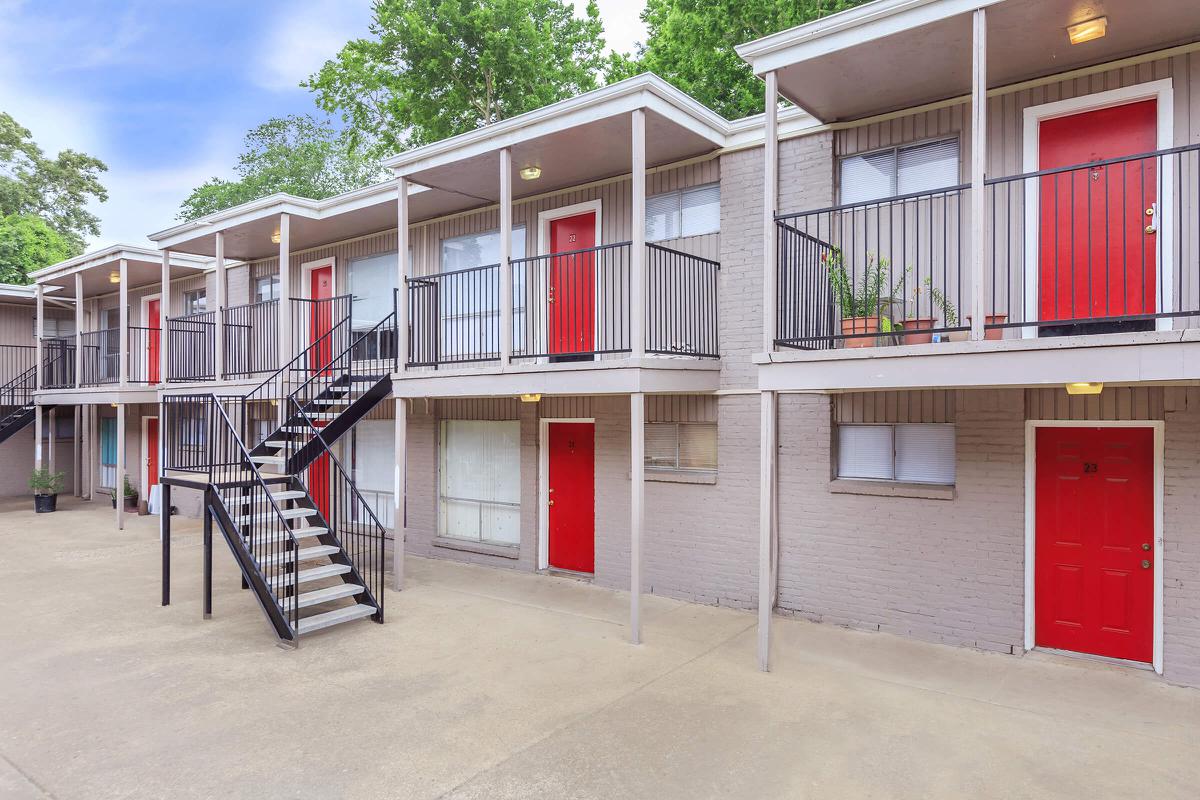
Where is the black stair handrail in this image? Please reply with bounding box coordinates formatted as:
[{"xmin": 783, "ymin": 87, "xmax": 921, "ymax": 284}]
[
  {"xmin": 0, "ymin": 363, "xmax": 36, "ymax": 413},
  {"xmin": 289, "ymin": 309, "xmax": 396, "ymax": 409}
]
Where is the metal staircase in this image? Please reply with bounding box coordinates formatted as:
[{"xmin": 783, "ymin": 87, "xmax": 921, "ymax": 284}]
[
  {"xmin": 0, "ymin": 364, "xmax": 37, "ymax": 445},
  {"xmin": 163, "ymin": 299, "xmax": 397, "ymax": 644}
]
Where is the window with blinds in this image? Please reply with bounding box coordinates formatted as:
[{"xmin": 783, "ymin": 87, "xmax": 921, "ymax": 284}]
[
  {"xmin": 839, "ymin": 138, "xmax": 959, "ymax": 205},
  {"xmin": 645, "ymin": 183, "xmax": 720, "ymax": 241},
  {"xmin": 645, "ymin": 422, "xmax": 717, "ymax": 473},
  {"xmin": 836, "ymin": 423, "xmax": 955, "ymax": 485},
  {"xmin": 438, "ymin": 420, "xmax": 521, "ymax": 545}
]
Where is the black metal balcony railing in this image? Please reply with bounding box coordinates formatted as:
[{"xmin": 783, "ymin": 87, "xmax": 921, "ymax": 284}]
[
  {"xmin": 41, "ymin": 337, "xmax": 76, "ymax": 389},
  {"xmin": 291, "ymin": 295, "xmax": 352, "ymax": 370},
  {"xmin": 0, "ymin": 344, "xmax": 36, "ymax": 393},
  {"xmin": 646, "ymin": 243, "xmax": 721, "ymax": 358},
  {"xmin": 776, "ymin": 143, "xmax": 1200, "ymax": 349},
  {"xmin": 79, "ymin": 329, "xmax": 119, "ymax": 387},
  {"xmin": 168, "ymin": 313, "xmax": 215, "ymax": 382},
  {"xmin": 407, "ymin": 263, "xmax": 501, "ymax": 367},
  {"xmin": 223, "ymin": 299, "xmax": 279, "ymax": 379}
]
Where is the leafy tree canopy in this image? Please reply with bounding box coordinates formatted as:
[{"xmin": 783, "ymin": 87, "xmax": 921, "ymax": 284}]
[
  {"xmin": 178, "ymin": 114, "xmax": 380, "ymax": 221},
  {"xmin": 305, "ymin": 0, "xmax": 607, "ymax": 158},
  {"xmin": 607, "ymin": 0, "xmax": 871, "ymax": 120},
  {"xmin": 0, "ymin": 112, "xmax": 108, "ymax": 272}
]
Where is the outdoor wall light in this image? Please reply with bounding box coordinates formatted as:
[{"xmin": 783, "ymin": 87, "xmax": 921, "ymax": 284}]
[
  {"xmin": 1065, "ymin": 382, "xmax": 1104, "ymax": 396},
  {"xmin": 1067, "ymin": 16, "xmax": 1107, "ymax": 45},
  {"xmin": 270, "ymin": 228, "xmax": 282, "ymax": 245},
  {"xmin": 519, "ymin": 166, "xmax": 542, "ymax": 181},
  {"xmin": 519, "ymin": 393, "xmax": 542, "ymax": 403},
  {"xmin": 108, "ymin": 270, "xmax": 121, "ymax": 284}
]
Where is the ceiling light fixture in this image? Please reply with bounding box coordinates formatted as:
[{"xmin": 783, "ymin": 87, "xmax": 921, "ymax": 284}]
[
  {"xmin": 519, "ymin": 393, "xmax": 542, "ymax": 403},
  {"xmin": 1067, "ymin": 16, "xmax": 1107, "ymax": 45},
  {"xmin": 108, "ymin": 270, "xmax": 120, "ymax": 284},
  {"xmin": 270, "ymin": 228, "xmax": 282, "ymax": 245},
  {"xmin": 519, "ymin": 166, "xmax": 542, "ymax": 181},
  {"xmin": 1065, "ymin": 382, "xmax": 1104, "ymax": 396}
]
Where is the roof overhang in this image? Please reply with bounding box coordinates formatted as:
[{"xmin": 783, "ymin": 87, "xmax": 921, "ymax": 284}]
[
  {"xmin": 384, "ymin": 74, "xmax": 731, "ymax": 204},
  {"xmin": 31, "ymin": 245, "xmax": 210, "ymax": 296},
  {"xmin": 0, "ymin": 283, "xmax": 60, "ymax": 305},
  {"xmin": 737, "ymin": 0, "xmax": 1200, "ymax": 123}
]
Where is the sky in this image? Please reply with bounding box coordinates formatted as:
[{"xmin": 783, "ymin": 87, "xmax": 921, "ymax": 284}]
[{"xmin": 0, "ymin": 0, "xmax": 647, "ymax": 250}]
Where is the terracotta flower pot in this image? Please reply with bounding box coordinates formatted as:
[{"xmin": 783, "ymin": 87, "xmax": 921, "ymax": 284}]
[
  {"xmin": 901, "ymin": 317, "xmax": 937, "ymax": 345},
  {"xmin": 841, "ymin": 316, "xmax": 880, "ymax": 348},
  {"xmin": 966, "ymin": 314, "xmax": 1007, "ymax": 341}
]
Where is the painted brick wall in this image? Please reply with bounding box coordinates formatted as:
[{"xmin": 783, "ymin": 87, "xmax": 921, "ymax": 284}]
[
  {"xmin": 776, "ymin": 389, "xmax": 1027, "ymax": 654},
  {"xmin": 1162, "ymin": 392, "xmax": 1200, "ymax": 688}
]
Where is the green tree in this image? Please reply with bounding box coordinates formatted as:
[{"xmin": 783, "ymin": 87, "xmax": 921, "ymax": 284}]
[
  {"xmin": 0, "ymin": 112, "xmax": 108, "ymax": 266},
  {"xmin": 607, "ymin": 0, "xmax": 871, "ymax": 120},
  {"xmin": 0, "ymin": 214, "xmax": 73, "ymax": 284},
  {"xmin": 178, "ymin": 115, "xmax": 380, "ymax": 220},
  {"xmin": 305, "ymin": 0, "xmax": 607, "ymax": 158}
]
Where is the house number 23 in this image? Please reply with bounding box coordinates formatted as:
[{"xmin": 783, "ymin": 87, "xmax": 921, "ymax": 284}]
[{"xmin": 1083, "ymin": 462, "xmax": 1098, "ymax": 473}]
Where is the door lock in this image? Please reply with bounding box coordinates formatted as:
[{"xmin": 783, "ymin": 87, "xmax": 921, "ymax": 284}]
[
  {"xmin": 548, "ymin": 499, "xmax": 555, "ymax": 506},
  {"xmin": 1142, "ymin": 543, "xmax": 1151, "ymax": 551},
  {"xmin": 1141, "ymin": 559, "xmax": 1151, "ymax": 569},
  {"xmin": 1145, "ymin": 203, "xmax": 1159, "ymax": 235}
]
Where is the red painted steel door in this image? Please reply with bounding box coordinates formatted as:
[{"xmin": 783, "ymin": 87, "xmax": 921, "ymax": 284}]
[
  {"xmin": 309, "ymin": 265, "xmax": 335, "ymax": 372},
  {"xmin": 1038, "ymin": 100, "xmax": 1158, "ymax": 325},
  {"xmin": 548, "ymin": 213, "xmax": 595, "ymax": 356},
  {"xmin": 147, "ymin": 298, "xmax": 161, "ymax": 383},
  {"xmin": 1035, "ymin": 426, "xmax": 1154, "ymax": 662},
  {"xmin": 547, "ymin": 422, "xmax": 595, "ymax": 573},
  {"xmin": 146, "ymin": 418, "xmax": 159, "ymax": 489}
]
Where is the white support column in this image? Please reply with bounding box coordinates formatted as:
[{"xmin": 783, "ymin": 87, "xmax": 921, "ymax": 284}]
[
  {"xmin": 630, "ymin": 391, "xmax": 645, "ymax": 644},
  {"xmin": 763, "ymin": 71, "xmax": 780, "ymax": 354},
  {"xmin": 396, "ymin": 179, "xmax": 410, "ymax": 373},
  {"xmin": 33, "ymin": 405, "xmax": 42, "ymax": 470},
  {"xmin": 116, "ymin": 403, "xmax": 125, "ymax": 530},
  {"xmin": 160, "ymin": 250, "xmax": 171, "ymax": 384},
  {"xmin": 499, "ymin": 149, "xmax": 513, "ymax": 367},
  {"xmin": 118, "ymin": 258, "xmax": 129, "ymax": 386},
  {"xmin": 969, "ymin": 8, "xmax": 988, "ymax": 341},
  {"xmin": 277, "ymin": 214, "xmax": 292, "ymax": 369},
  {"xmin": 630, "ymin": 110, "xmax": 647, "ymax": 358},
  {"xmin": 393, "ymin": 399, "xmax": 407, "ymax": 591},
  {"xmin": 74, "ymin": 273, "xmax": 83, "ymax": 387},
  {"xmin": 757, "ymin": 390, "xmax": 778, "ymax": 672},
  {"xmin": 48, "ymin": 407, "xmax": 56, "ymax": 476},
  {"xmin": 34, "ymin": 283, "xmax": 43, "ymax": 391},
  {"xmin": 73, "ymin": 406, "xmax": 81, "ymax": 497},
  {"xmin": 214, "ymin": 232, "xmax": 226, "ymax": 380},
  {"xmin": 87, "ymin": 405, "xmax": 97, "ymax": 500}
]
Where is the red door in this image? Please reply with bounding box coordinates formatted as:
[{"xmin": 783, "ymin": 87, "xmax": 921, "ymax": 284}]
[
  {"xmin": 548, "ymin": 213, "xmax": 595, "ymax": 357},
  {"xmin": 309, "ymin": 265, "xmax": 335, "ymax": 372},
  {"xmin": 1038, "ymin": 100, "xmax": 1158, "ymax": 327},
  {"xmin": 1035, "ymin": 426, "xmax": 1154, "ymax": 662},
  {"xmin": 146, "ymin": 418, "xmax": 159, "ymax": 489},
  {"xmin": 547, "ymin": 422, "xmax": 595, "ymax": 573},
  {"xmin": 147, "ymin": 299, "xmax": 161, "ymax": 383}
]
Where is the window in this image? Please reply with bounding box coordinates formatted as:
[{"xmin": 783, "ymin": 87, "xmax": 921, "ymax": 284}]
[
  {"xmin": 99, "ymin": 417, "xmax": 117, "ymax": 489},
  {"xmin": 440, "ymin": 227, "xmax": 525, "ymax": 273},
  {"xmin": 836, "ymin": 423, "xmax": 955, "ymax": 485},
  {"xmin": 645, "ymin": 422, "xmax": 717, "ymax": 473},
  {"xmin": 349, "ymin": 251, "xmax": 407, "ymax": 362},
  {"xmin": 351, "ymin": 420, "xmax": 396, "ymax": 529},
  {"xmin": 438, "ymin": 420, "xmax": 520, "ymax": 546},
  {"xmin": 646, "ymin": 183, "xmax": 720, "ymax": 241},
  {"xmin": 253, "ymin": 274, "xmax": 279, "ymax": 303},
  {"xmin": 39, "ymin": 315, "xmax": 76, "ymax": 338},
  {"xmin": 839, "ymin": 138, "xmax": 959, "ymax": 204},
  {"xmin": 437, "ymin": 227, "xmax": 526, "ymax": 360},
  {"xmin": 182, "ymin": 289, "xmax": 207, "ymax": 315}
]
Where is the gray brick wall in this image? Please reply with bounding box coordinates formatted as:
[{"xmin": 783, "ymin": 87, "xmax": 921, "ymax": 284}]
[{"xmin": 1163, "ymin": 395, "xmax": 1200, "ymax": 688}]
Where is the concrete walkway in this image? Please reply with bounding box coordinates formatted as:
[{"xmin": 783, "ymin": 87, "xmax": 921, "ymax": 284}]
[{"xmin": 1, "ymin": 497, "xmax": 1197, "ymax": 799}]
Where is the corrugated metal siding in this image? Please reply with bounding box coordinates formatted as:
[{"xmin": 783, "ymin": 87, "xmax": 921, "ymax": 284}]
[
  {"xmin": 0, "ymin": 303, "xmax": 37, "ymax": 346},
  {"xmin": 438, "ymin": 398, "xmax": 520, "ymax": 420},
  {"xmin": 646, "ymin": 394, "xmax": 718, "ymax": 423},
  {"xmin": 538, "ymin": 396, "xmax": 594, "ymax": 418},
  {"xmin": 833, "ymin": 390, "xmax": 957, "ymax": 423},
  {"xmin": 1024, "ymin": 386, "xmax": 1167, "ymax": 420}
]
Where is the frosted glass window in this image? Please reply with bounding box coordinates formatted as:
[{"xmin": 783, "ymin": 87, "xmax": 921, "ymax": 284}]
[
  {"xmin": 352, "ymin": 420, "xmax": 396, "ymax": 529},
  {"xmin": 837, "ymin": 423, "xmax": 956, "ymax": 485},
  {"xmin": 646, "ymin": 183, "xmax": 720, "ymax": 241},
  {"xmin": 438, "ymin": 420, "xmax": 521, "ymax": 545},
  {"xmin": 840, "ymin": 138, "xmax": 959, "ymax": 204},
  {"xmin": 349, "ymin": 252, "xmax": 399, "ymax": 328}
]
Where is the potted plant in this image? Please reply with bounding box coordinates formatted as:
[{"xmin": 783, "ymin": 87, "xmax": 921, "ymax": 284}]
[
  {"xmin": 825, "ymin": 250, "xmax": 903, "ymax": 348},
  {"xmin": 30, "ymin": 467, "xmax": 65, "ymax": 513},
  {"xmin": 902, "ymin": 277, "xmax": 958, "ymax": 345},
  {"xmin": 109, "ymin": 476, "xmax": 138, "ymax": 511},
  {"xmin": 964, "ymin": 313, "xmax": 1008, "ymax": 341}
]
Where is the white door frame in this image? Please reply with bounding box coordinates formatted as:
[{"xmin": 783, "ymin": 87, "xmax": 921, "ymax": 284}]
[
  {"xmin": 1023, "ymin": 419, "xmax": 1164, "ymax": 674},
  {"xmin": 537, "ymin": 417, "xmax": 596, "ymax": 571},
  {"xmin": 140, "ymin": 414, "xmax": 159, "ymax": 503},
  {"xmin": 139, "ymin": 293, "xmax": 162, "ymax": 383},
  {"xmin": 1021, "ymin": 79, "xmax": 1175, "ymax": 337},
  {"xmin": 300, "ymin": 256, "xmax": 337, "ymax": 300},
  {"xmin": 536, "ymin": 200, "xmax": 603, "ymax": 361}
]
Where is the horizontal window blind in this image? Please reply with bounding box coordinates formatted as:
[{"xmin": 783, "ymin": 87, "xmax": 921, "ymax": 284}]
[
  {"xmin": 645, "ymin": 423, "xmax": 678, "ymax": 468},
  {"xmin": 439, "ymin": 420, "xmax": 521, "ymax": 545},
  {"xmin": 680, "ymin": 184, "xmax": 720, "ymax": 237},
  {"xmin": 837, "ymin": 425, "xmax": 894, "ymax": 480},
  {"xmin": 646, "ymin": 192, "xmax": 680, "ymax": 242},
  {"xmin": 678, "ymin": 423, "xmax": 717, "ymax": 470},
  {"xmin": 840, "ymin": 150, "xmax": 895, "ymax": 205},
  {"xmin": 894, "ymin": 424, "xmax": 956, "ymax": 484},
  {"xmin": 897, "ymin": 139, "xmax": 959, "ymax": 195}
]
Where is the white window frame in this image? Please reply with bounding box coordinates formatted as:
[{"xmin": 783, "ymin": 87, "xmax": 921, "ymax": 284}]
[
  {"xmin": 837, "ymin": 136, "xmax": 961, "ymax": 205},
  {"xmin": 437, "ymin": 419, "xmax": 521, "ymax": 548},
  {"xmin": 252, "ymin": 273, "xmax": 280, "ymax": 303},
  {"xmin": 835, "ymin": 422, "xmax": 956, "ymax": 486},
  {"xmin": 181, "ymin": 288, "xmax": 207, "ymax": 316}
]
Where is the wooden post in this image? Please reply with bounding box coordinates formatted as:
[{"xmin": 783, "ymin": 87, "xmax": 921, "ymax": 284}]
[
  {"xmin": 393, "ymin": 399, "xmax": 407, "ymax": 591},
  {"xmin": 160, "ymin": 250, "xmax": 171, "ymax": 383},
  {"xmin": 118, "ymin": 259, "xmax": 129, "ymax": 386},
  {"xmin": 970, "ymin": 8, "xmax": 988, "ymax": 341},
  {"xmin": 631, "ymin": 110, "xmax": 647, "ymax": 358},
  {"xmin": 630, "ymin": 391, "xmax": 645, "ymax": 644},
  {"xmin": 396, "ymin": 178, "xmax": 410, "ymax": 373},
  {"xmin": 499, "ymin": 149, "xmax": 513, "ymax": 367},
  {"xmin": 757, "ymin": 390, "xmax": 778, "ymax": 672},
  {"xmin": 214, "ymin": 232, "xmax": 226, "ymax": 380},
  {"xmin": 277, "ymin": 214, "xmax": 292, "ymax": 369},
  {"xmin": 74, "ymin": 273, "xmax": 83, "ymax": 387},
  {"xmin": 763, "ymin": 71, "xmax": 779, "ymax": 354}
]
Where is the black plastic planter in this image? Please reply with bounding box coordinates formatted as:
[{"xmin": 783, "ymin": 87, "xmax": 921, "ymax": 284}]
[{"xmin": 34, "ymin": 493, "xmax": 57, "ymax": 513}]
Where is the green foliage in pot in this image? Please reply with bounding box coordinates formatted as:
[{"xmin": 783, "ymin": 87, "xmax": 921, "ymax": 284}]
[
  {"xmin": 911, "ymin": 276, "xmax": 958, "ymax": 326},
  {"xmin": 29, "ymin": 467, "xmax": 65, "ymax": 496},
  {"xmin": 823, "ymin": 249, "xmax": 905, "ymax": 332}
]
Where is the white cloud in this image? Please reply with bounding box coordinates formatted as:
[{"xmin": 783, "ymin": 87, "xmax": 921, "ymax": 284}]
[
  {"xmin": 254, "ymin": 0, "xmax": 374, "ymax": 92},
  {"xmin": 579, "ymin": 0, "xmax": 647, "ymax": 55}
]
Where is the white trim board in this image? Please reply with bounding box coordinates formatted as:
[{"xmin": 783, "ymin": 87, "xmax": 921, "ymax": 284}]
[
  {"xmin": 537, "ymin": 417, "xmax": 596, "ymax": 572},
  {"xmin": 1020, "ymin": 79, "xmax": 1175, "ymax": 338},
  {"xmin": 535, "ymin": 200, "xmax": 603, "ymax": 364},
  {"xmin": 1023, "ymin": 420, "xmax": 1165, "ymax": 676},
  {"xmin": 300, "ymin": 256, "xmax": 337, "ymax": 300},
  {"xmin": 140, "ymin": 414, "xmax": 159, "ymax": 504}
]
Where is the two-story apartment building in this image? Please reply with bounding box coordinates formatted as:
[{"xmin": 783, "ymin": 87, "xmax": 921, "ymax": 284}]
[{"xmin": 19, "ymin": 0, "xmax": 1199, "ymax": 686}]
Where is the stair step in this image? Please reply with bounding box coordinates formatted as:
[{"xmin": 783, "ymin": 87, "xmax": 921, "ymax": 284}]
[
  {"xmin": 292, "ymin": 583, "xmax": 364, "ymax": 609},
  {"xmin": 309, "ymin": 399, "xmax": 347, "ymax": 407},
  {"xmin": 251, "ymin": 454, "xmax": 285, "ymax": 465},
  {"xmin": 259, "ymin": 544, "xmax": 340, "ymax": 565},
  {"xmin": 264, "ymin": 439, "xmax": 289, "ymax": 449},
  {"xmin": 231, "ymin": 490, "xmax": 306, "ymax": 505},
  {"xmin": 297, "ymin": 603, "xmax": 376, "ymax": 635},
  {"xmin": 259, "ymin": 526, "xmax": 328, "ymax": 543},
  {"xmin": 232, "ymin": 506, "xmax": 318, "ymax": 525},
  {"xmin": 304, "ymin": 412, "xmax": 341, "ymax": 420},
  {"xmin": 280, "ymin": 426, "xmax": 313, "ymax": 434},
  {"xmin": 276, "ymin": 563, "xmax": 351, "ymax": 588}
]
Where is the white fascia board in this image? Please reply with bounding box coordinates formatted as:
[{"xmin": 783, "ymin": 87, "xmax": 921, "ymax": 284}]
[
  {"xmin": 736, "ymin": 0, "xmax": 1001, "ymax": 76},
  {"xmin": 725, "ymin": 105, "xmax": 823, "ymax": 149},
  {"xmin": 150, "ymin": 197, "xmax": 320, "ymax": 250},
  {"xmin": 31, "ymin": 245, "xmax": 209, "ymax": 283},
  {"xmin": 384, "ymin": 74, "xmax": 730, "ymax": 175}
]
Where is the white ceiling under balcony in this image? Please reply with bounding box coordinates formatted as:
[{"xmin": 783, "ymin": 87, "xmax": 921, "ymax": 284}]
[{"xmin": 739, "ymin": 0, "xmax": 1200, "ymax": 123}]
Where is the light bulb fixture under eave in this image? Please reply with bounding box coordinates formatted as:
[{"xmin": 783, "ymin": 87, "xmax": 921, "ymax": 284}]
[
  {"xmin": 108, "ymin": 270, "xmax": 121, "ymax": 284},
  {"xmin": 519, "ymin": 393, "xmax": 541, "ymax": 403},
  {"xmin": 519, "ymin": 166, "xmax": 542, "ymax": 181},
  {"xmin": 1067, "ymin": 16, "xmax": 1107, "ymax": 45},
  {"xmin": 270, "ymin": 228, "xmax": 282, "ymax": 245},
  {"xmin": 1065, "ymin": 382, "xmax": 1104, "ymax": 396}
]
